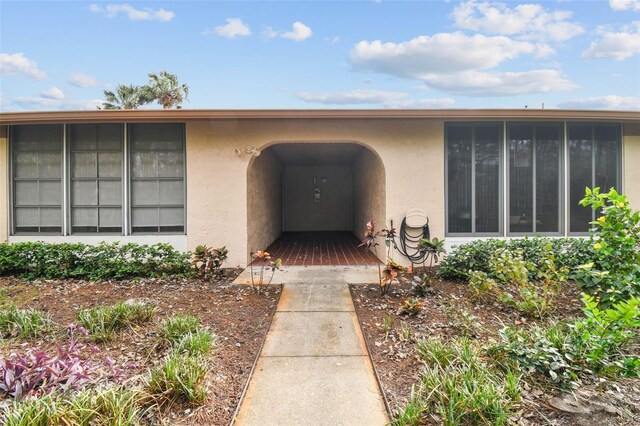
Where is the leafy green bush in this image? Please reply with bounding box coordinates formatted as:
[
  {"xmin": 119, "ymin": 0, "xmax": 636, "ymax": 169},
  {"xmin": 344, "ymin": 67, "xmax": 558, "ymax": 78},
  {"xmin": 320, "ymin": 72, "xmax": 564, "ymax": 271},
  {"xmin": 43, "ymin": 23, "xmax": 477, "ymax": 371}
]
[
  {"xmin": 496, "ymin": 294, "xmax": 640, "ymax": 388},
  {"xmin": 393, "ymin": 337, "xmax": 521, "ymax": 426},
  {"xmin": 0, "ymin": 307, "xmax": 51, "ymax": 339},
  {"xmin": 0, "ymin": 242, "xmax": 192, "ymax": 281},
  {"xmin": 77, "ymin": 301, "xmax": 156, "ymax": 342},
  {"xmin": 573, "ymin": 187, "xmax": 640, "ymax": 307},
  {"xmin": 438, "ymin": 237, "xmax": 591, "ymax": 282}
]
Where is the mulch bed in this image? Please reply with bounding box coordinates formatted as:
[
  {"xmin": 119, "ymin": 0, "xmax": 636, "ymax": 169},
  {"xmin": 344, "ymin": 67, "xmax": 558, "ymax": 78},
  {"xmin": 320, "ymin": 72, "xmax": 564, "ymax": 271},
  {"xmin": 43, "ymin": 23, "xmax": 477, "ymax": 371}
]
[
  {"xmin": 0, "ymin": 272, "xmax": 282, "ymax": 425},
  {"xmin": 350, "ymin": 270, "xmax": 640, "ymax": 426}
]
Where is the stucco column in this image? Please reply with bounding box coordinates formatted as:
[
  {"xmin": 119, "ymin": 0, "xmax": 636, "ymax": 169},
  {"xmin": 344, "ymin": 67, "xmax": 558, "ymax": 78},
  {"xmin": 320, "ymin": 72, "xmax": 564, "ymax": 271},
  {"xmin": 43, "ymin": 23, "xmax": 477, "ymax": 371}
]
[
  {"xmin": 624, "ymin": 123, "xmax": 640, "ymax": 211},
  {"xmin": 0, "ymin": 126, "xmax": 8, "ymax": 242}
]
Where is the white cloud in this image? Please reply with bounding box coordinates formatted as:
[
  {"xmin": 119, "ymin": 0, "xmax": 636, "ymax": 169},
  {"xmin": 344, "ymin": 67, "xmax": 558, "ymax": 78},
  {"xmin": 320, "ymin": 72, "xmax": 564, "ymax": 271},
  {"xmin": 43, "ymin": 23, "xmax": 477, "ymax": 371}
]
[
  {"xmin": 41, "ymin": 87, "xmax": 65, "ymax": 100},
  {"xmin": 452, "ymin": 0, "xmax": 584, "ymax": 42},
  {"xmin": 89, "ymin": 4, "xmax": 174, "ymax": 22},
  {"xmin": 609, "ymin": 0, "xmax": 640, "ymax": 11},
  {"xmin": 264, "ymin": 22, "xmax": 313, "ymax": 41},
  {"xmin": 419, "ymin": 70, "xmax": 577, "ymax": 96},
  {"xmin": 68, "ymin": 73, "xmax": 98, "ymax": 88},
  {"xmin": 558, "ymin": 95, "xmax": 640, "ymax": 110},
  {"xmin": 350, "ymin": 32, "xmax": 539, "ymax": 78},
  {"xmin": 0, "ymin": 53, "xmax": 47, "ymax": 80},
  {"xmin": 207, "ymin": 18, "xmax": 251, "ymax": 38},
  {"xmin": 295, "ymin": 89, "xmax": 455, "ymax": 108},
  {"xmin": 282, "ymin": 22, "xmax": 313, "ymax": 41},
  {"xmin": 582, "ymin": 21, "xmax": 640, "ymax": 61},
  {"xmin": 13, "ymin": 96, "xmax": 102, "ymax": 111}
]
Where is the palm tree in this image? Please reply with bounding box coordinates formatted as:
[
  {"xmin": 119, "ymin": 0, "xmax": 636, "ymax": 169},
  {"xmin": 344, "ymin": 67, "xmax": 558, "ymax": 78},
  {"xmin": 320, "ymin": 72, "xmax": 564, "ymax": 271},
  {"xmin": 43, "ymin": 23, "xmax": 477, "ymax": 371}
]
[
  {"xmin": 100, "ymin": 84, "xmax": 150, "ymax": 110},
  {"xmin": 143, "ymin": 71, "xmax": 189, "ymax": 109}
]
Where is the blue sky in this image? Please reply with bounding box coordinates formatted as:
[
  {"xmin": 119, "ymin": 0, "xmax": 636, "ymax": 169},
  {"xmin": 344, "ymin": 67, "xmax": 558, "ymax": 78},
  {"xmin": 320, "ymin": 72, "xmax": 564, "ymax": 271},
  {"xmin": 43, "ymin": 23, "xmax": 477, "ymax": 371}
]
[{"xmin": 1, "ymin": 0, "xmax": 639, "ymax": 111}]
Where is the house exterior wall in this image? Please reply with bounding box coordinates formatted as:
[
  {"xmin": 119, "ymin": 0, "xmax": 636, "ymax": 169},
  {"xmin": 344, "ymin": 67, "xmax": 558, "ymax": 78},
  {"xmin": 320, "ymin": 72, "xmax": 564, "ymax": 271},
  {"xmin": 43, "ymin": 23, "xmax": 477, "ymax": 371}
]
[
  {"xmin": 624, "ymin": 122, "xmax": 640, "ymax": 210},
  {"xmin": 353, "ymin": 148, "xmax": 386, "ymax": 260},
  {"xmin": 185, "ymin": 118, "xmax": 445, "ymax": 266},
  {"xmin": 246, "ymin": 149, "xmax": 282, "ymax": 259},
  {"xmin": 0, "ymin": 127, "xmax": 7, "ymax": 243}
]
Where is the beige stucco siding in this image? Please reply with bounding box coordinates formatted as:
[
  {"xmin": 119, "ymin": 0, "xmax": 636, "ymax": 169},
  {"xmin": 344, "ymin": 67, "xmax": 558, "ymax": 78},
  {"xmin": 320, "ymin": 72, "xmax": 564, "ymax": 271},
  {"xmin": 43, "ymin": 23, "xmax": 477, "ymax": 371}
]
[
  {"xmin": 0, "ymin": 127, "xmax": 7, "ymax": 242},
  {"xmin": 186, "ymin": 118, "xmax": 445, "ymax": 266},
  {"xmin": 624, "ymin": 123, "xmax": 640, "ymax": 211},
  {"xmin": 353, "ymin": 148, "xmax": 386, "ymax": 260},
  {"xmin": 246, "ymin": 149, "xmax": 282, "ymax": 258}
]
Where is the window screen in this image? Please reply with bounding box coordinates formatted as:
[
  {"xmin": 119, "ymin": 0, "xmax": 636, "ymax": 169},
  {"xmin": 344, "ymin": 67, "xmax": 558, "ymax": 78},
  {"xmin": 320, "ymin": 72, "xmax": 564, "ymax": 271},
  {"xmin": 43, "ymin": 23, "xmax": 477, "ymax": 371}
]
[
  {"xmin": 12, "ymin": 125, "xmax": 63, "ymax": 233},
  {"xmin": 446, "ymin": 123, "xmax": 502, "ymax": 235},
  {"xmin": 508, "ymin": 124, "xmax": 562, "ymax": 234},
  {"xmin": 129, "ymin": 123, "xmax": 185, "ymax": 233},
  {"xmin": 568, "ymin": 124, "xmax": 620, "ymax": 234},
  {"xmin": 69, "ymin": 124, "xmax": 123, "ymax": 233}
]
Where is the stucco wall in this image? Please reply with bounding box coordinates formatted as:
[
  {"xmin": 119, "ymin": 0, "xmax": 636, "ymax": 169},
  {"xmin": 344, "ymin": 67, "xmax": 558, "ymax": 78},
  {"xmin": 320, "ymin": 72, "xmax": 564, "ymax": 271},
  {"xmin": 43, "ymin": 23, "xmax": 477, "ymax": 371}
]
[
  {"xmin": 186, "ymin": 118, "xmax": 445, "ymax": 266},
  {"xmin": 0, "ymin": 127, "xmax": 7, "ymax": 242},
  {"xmin": 246, "ymin": 149, "xmax": 282, "ymax": 257},
  {"xmin": 624, "ymin": 123, "xmax": 640, "ymax": 210},
  {"xmin": 353, "ymin": 148, "xmax": 386, "ymax": 260}
]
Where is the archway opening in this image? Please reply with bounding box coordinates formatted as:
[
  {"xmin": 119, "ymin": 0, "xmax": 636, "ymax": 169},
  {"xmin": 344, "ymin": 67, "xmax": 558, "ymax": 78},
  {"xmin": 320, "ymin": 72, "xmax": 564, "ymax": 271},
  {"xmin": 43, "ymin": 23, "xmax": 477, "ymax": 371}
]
[{"xmin": 247, "ymin": 142, "xmax": 385, "ymax": 266}]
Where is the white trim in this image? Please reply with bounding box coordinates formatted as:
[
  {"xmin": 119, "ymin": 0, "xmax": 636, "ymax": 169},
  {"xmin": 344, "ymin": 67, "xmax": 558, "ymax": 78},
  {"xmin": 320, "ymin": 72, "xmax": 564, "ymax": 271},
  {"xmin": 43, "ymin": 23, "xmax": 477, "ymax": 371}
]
[{"xmin": 8, "ymin": 235, "xmax": 188, "ymax": 252}]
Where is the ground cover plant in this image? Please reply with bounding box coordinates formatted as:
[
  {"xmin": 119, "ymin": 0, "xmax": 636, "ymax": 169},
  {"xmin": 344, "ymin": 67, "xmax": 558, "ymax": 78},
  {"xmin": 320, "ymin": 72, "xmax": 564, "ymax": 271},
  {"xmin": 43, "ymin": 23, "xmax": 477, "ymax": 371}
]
[
  {"xmin": 352, "ymin": 188, "xmax": 640, "ymax": 426},
  {"xmin": 0, "ymin": 273, "xmax": 281, "ymax": 425},
  {"xmin": 0, "ymin": 307, "xmax": 51, "ymax": 339}
]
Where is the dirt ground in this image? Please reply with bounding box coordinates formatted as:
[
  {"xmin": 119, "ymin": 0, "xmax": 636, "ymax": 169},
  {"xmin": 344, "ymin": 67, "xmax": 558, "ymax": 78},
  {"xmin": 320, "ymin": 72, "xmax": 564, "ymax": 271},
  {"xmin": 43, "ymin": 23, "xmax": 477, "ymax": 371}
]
[
  {"xmin": 350, "ymin": 271, "xmax": 640, "ymax": 426},
  {"xmin": 0, "ymin": 272, "xmax": 281, "ymax": 426}
]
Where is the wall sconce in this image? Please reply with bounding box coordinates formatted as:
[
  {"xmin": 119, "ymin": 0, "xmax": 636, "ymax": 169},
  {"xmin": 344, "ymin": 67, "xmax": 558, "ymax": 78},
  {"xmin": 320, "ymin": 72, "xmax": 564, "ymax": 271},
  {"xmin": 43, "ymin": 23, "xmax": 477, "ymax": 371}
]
[{"xmin": 235, "ymin": 146, "xmax": 261, "ymax": 157}]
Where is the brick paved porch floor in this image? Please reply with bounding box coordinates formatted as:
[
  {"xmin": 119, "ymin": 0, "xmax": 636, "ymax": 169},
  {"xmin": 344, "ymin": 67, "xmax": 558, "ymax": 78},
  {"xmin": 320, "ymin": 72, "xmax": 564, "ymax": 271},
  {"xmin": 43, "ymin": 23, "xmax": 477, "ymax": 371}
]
[{"xmin": 263, "ymin": 231, "xmax": 380, "ymax": 266}]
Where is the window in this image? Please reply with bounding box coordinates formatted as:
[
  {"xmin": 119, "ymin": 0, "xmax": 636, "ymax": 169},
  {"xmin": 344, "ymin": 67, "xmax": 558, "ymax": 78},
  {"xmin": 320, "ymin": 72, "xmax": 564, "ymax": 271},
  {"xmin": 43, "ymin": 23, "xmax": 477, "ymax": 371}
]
[
  {"xmin": 69, "ymin": 124, "xmax": 123, "ymax": 233},
  {"xmin": 446, "ymin": 123, "xmax": 502, "ymax": 235},
  {"xmin": 129, "ymin": 124, "xmax": 185, "ymax": 233},
  {"xmin": 568, "ymin": 123, "xmax": 621, "ymax": 234},
  {"xmin": 10, "ymin": 123, "xmax": 186, "ymax": 235},
  {"xmin": 508, "ymin": 124, "xmax": 562, "ymax": 234},
  {"xmin": 11, "ymin": 125, "xmax": 63, "ymax": 234}
]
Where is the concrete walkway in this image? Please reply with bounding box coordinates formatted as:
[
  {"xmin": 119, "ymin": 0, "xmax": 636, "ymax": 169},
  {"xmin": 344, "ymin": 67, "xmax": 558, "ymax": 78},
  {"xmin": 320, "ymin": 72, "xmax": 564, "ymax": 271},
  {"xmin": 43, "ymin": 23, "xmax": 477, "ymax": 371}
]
[{"xmin": 233, "ymin": 266, "xmax": 389, "ymax": 426}]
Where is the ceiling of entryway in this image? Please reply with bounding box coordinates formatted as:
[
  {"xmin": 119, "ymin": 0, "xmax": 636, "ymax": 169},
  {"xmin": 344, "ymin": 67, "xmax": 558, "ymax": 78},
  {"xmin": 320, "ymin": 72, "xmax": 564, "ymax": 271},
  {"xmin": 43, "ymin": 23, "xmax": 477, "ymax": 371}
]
[{"xmin": 269, "ymin": 143, "xmax": 364, "ymax": 166}]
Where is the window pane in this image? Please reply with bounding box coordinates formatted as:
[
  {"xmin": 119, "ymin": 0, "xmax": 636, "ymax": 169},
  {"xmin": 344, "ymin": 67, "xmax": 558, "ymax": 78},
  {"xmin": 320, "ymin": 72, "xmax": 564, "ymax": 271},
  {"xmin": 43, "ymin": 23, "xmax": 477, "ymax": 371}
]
[
  {"xmin": 536, "ymin": 127, "xmax": 561, "ymax": 233},
  {"xmin": 594, "ymin": 126, "xmax": 619, "ymax": 192},
  {"xmin": 475, "ymin": 126, "xmax": 500, "ymax": 233},
  {"xmin": 157, "ymin": 152, "xmax": 184, "ymax": 177},
  {"xmin": 159, "ymin": 180, "xmax": 184, "ymax": 205},
  {"xmin": 447, "ymin": 127, "xmax": 472, "ymax": 233},
  {"xmin": 39, "ymin": 181, "xmax": 61, "ymax": 205},
  {"xmin": 38, "ymin": 152, "xmax": 62, "ymax": 178},
  {"xmin": 98, "ymin": 152, "xmax": 121, "ymax": 178},
  {"xmin": 131, "ymin": 152, "xmax": 158, "ymax": 177},
  {"xmin": 99, "ymin": 208, "xmax": 122, "ymax": 231},
  {"xmin": 132, "ymin": 181, "xmax": 158, "ymax": 205},
  {"xmin": 72, "ymin": 152, "xmax": 97, "ymax": 178},
  {"xmin": 509, "ymin": 125, "xmax": 533, "ymax": 233},
  {"xmin": 72, "ymin": 208, "xmax": 98, "ymax": 233},
  {"xmin": 569, "ymin": 125, "xmax": 593, "ymax": 233},
  {"xmin": 159, "ymin": 208, "xmax": 184, "ymax": 232},
  {"xmin": 98, "ymin": 181, "xmax": 122, "ymax": 205},
  {"xmin": 72, "ymin": 181, "xmax": 98, "ymax": 206},
  {"xmin": 70, "ymin": 125, "xmax": 97, "ymax": 151},
  {"xmin": 132, "ymin": 208, "xmax": 159, "ymax": 233},
  {"xmin": 15, "ymin": 181, "xmax": 38, "ymax": 206},
  {"xmin": 15, "ymin": 208, "xmax": 38, "ymax": 227},
  {"xmin": 97, "ymin": 125, "xmax": 122, "ymax": 150},
  {"xmin": 14, "ymin": 152, "xmax": 38, "ymax": 178},
  {"xmin": 39, "ymin": 208, "xmax": 61, "ymax": 231}
]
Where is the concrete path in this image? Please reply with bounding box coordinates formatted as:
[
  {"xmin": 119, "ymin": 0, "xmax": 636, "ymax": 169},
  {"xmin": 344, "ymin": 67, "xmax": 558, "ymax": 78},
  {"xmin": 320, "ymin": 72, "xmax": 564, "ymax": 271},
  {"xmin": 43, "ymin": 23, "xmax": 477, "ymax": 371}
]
[{"xmin": 233, "ymin": 266, "xmax": 389, "ymax": 426}]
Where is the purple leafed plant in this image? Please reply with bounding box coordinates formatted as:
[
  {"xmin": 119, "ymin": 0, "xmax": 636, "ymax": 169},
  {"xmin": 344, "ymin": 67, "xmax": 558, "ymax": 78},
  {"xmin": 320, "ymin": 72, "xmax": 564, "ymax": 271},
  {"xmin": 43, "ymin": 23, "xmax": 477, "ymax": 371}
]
[{"xmin": 0, "ymin": 332, "xmax": 125, "ymax": 400}]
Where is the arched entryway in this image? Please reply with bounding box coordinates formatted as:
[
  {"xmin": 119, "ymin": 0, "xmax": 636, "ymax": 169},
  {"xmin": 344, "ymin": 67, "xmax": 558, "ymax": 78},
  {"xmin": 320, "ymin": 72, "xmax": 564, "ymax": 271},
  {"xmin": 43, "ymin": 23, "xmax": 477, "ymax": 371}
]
[{"xmin": 247, "ymin": 141, "xmax": 386, "ymax": 266}]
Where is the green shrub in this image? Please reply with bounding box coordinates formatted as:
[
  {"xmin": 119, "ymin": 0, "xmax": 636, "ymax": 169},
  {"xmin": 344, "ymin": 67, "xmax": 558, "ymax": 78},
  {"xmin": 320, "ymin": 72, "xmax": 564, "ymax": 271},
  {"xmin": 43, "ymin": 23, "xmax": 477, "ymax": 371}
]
[
  {"xmin": 148, "ymin": 354, "xmax": 208, "ymax": 405},
  {"xmin": 395, "ymin": 337, "xmax": 520, "ymax": 426},
  {"xmin": 438, "ymin": 237, "xmax": 591, "ymax": 282},
  {"xmin": 573, "ymin": 187, "xmax": 640, "ymax": 307},
  {"xmin": 0, "ymin": 307, "xmax": 51, "ymax": 339},
  {"xmin": 0, "ymin": 242, "xmax": 192, "ymax": 281},
  {"xmin": 173, "ymin": 329, "xmax": 215, "ymax": 357},
  {"xmin": 77, "ymin": 301, "xmax": 156, "ymax": 342},
  {"xmin": 468, "ymin": 271, "xmax": 499, "ymax": 300},
  {"xmin": 496, "ymin": 294, "xmax": 640, "ymax": 388},
  {"xmin": 161, "ymin": 314, "xmax": 201, "ymax": 344}
]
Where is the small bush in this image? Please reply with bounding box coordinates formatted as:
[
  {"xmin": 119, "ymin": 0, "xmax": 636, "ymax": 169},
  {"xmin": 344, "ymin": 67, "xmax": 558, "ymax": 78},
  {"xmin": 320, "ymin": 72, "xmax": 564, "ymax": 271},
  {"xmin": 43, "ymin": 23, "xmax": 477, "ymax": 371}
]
[
  {"xmin": 395, "ymin": 337, "xmax": 520, "ymax": 426},
  {"xmin": 468, "ymin": 271, "xmax": 499, "ymax": 300},
  {"xmin": 0, "ymin": 241, "xmax": 192, "ymax": 281},
  {"xmin": 78, "ymin": 301, "xmax": 156, "ymax": 342},
  {"xmin": 174, "ymin": 329, "xmax": 215, "ymax": 357},
  {"xmin": 496, "ymin": 294, "xmax": 640, "ymax": 388},
  {"xmin": 0, "ymin": 307, "xmax": 51, "ymax": 339},
  {"xmin": 148, "ymin": 354, "xmax": 208, "ymax": 405},
  {"xmin": 573, "ymin": 187, "xmax": 640, "ymax": 307},
  {"xmin": 191, "ymin": 245, "xmax": 228, "ymax": 280},
  {"xmin": 438, "ymin": 237, "xmax": 591, "ymax": 282}
]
